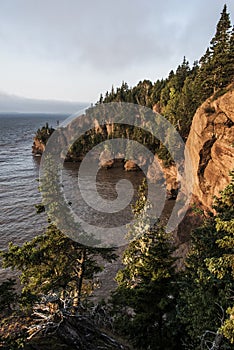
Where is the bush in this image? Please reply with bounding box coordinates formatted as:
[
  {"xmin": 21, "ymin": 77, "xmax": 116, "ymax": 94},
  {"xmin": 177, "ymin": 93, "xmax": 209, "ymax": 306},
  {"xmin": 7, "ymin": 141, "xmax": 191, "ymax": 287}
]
[{"xmin": 212, "ymin": 87, "xmax": 228, "ymax": 101}]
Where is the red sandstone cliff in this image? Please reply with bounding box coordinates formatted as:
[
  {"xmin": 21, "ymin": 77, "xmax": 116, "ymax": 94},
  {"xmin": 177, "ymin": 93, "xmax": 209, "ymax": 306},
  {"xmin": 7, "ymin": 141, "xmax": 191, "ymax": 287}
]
[{"xmin": 186, "ymin": 86, "xmax": 234, "ymax": 210}]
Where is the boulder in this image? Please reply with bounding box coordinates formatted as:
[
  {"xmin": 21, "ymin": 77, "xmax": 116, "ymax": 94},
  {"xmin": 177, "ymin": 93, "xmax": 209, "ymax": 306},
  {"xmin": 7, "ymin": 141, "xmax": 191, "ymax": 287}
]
[
  {"xmin": 124, "ymin": 160, "xmax": 139, "ymax": 171},
  {"xmin": 99, "ymin": 149, "xmax": 114, "ymax": 169}
]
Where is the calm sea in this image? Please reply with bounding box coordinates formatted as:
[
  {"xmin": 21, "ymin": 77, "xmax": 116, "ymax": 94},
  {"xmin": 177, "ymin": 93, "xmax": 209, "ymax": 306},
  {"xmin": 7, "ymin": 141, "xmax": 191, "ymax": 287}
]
[
  {"xmin": 0, "ymin": 113, "xmax": 145, "ymax": 254},
  {"xmin": 0, "ymin": 114, "xmax": 66, "ymax": 250}
]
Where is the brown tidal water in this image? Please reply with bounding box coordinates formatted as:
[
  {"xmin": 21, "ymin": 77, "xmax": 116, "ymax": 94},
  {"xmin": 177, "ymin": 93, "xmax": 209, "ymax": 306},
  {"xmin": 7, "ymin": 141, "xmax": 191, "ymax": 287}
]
[
  {"xmin": 0, "ymin": 114, "xmax": 175, "ymax": 286},
  {"xmin": 0, "ymin": 114, "xmax": 145, "ymax": 281}
]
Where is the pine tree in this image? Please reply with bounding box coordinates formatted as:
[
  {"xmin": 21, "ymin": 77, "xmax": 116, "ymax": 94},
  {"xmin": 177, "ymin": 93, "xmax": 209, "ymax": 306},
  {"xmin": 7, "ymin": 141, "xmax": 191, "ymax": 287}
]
[
  {"xmin": 0, "ymin": 278, "xmax": 17, "ymax": 314},
  {"xmin": 178, "ymin": 171, "xmax": 234, "ymax": 349},
  {"xmin": 209, "ymin": 5, "xmax": 232, "ymax": 91},
  {"xmin": 132, "ymin": 80, "xmax": 153, "ymax": 107},
  {"xmin": 150, "ymin": 79, "xmax": 166, "ymax": 107},
  {"xmin": 194, "ymin": 48, "xmax": 213, "ymax": 104},
  {"xmin": 1, "ymin": 155, "xmax": 116, "ymax": 308},
  {"xmin": 175, "ymin": 56, "xmax": 190, "ymax": 91},
  {"xmin": 112, "ymin": 180, "xmax": 181, "ymax": 349},
  {"xmin": 0, "ymin": 224, "xmax": 116, "ymax": 308},
  {"xmin": 176, "ymin": 63, "xmax": 199, "ymax": 139},
  {"xmin": 206, "ymin": 171, "xmax": 234, "ymax": 345},
  {"xmin": 194, "ymin": 5, "xmax": 233, "ymax": 103},
  {"xmin": 159, "ymin": 58, "xmax": 191, "ymax": 131},
  {"xmin": 227, "ymin": 25, "xmax": 234, "ymax": 84}
]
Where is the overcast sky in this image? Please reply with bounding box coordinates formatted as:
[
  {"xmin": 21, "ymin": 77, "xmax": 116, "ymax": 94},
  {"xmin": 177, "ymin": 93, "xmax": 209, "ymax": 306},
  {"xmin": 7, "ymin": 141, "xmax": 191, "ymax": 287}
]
[{"xmin": 0, "ymin": 0, "xmax": 233, "ymax": 107}]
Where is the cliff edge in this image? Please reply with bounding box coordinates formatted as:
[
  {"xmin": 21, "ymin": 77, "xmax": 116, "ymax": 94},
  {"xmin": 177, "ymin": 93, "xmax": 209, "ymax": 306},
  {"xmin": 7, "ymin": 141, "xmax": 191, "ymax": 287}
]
[{"xmin": 186, "ymin": 86, "xmax": 234, "ymax": 211}]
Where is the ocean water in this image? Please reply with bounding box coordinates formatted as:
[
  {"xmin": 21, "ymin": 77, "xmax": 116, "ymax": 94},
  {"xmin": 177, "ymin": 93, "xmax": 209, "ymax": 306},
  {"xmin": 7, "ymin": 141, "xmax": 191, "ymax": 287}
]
[
  {"xmin": 0, "ymin": 114, "xmax": 65, "ymax": 250},
  {"xmin": 0, "ymin": 113, "xmax": 145, "ymax": 252}
]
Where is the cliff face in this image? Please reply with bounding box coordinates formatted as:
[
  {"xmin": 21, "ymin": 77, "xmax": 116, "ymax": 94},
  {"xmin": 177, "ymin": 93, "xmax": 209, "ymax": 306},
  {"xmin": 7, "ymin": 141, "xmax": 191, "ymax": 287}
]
[
  {"xmin": 147, "ymin": 154, "xmax": 178, "ymax": 194},
  {"xmin": 32, "ymin": 124, "xmax": 54, "ymax": 156},
  {"xmin": 147, "ymin": 87, "xmax": 234, "ymax": 249},
  {"xmin": 32, "ymin": 87, "xmax": 233, "ymax": 212},
  {"xmin": 186, "ymin": 86, "xmax": 234, "ymax": 210},
  {"xmin": 32, "ymin": 137, "xmax": 46, "ymax": 155}
]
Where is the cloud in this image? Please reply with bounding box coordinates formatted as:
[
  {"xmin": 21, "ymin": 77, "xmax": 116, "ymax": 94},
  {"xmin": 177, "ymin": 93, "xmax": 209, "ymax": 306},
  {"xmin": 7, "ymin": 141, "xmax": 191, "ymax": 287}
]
[
  {"xmin": 0, "ymin": 0, "xmax": 233, "ymax": 101},
  {"xmin": 0, "ymin": 1, "xmax": 199, "ymax": 67}
]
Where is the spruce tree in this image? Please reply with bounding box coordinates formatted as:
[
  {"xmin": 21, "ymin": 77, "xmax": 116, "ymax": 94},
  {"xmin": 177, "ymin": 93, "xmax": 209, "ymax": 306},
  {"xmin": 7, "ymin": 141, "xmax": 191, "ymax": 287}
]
[
  {"xmin": 206, "ymin": 171, "xmax": 234, "ymax": 345},
  {"xmin": 194, "ymin": 5, "xmax": 233, "ymax": 103},
  {"xmin": 194, "ymin": 48, "xmax": 213, "ymax": 103},
  {"xmin": 0, "ymin": 224, "xmax": 116, "ymax": 308},
  {"xmin": 209, "ymin": 4, "xmax": 232, "ymax": 91},
  {"xmin": 178, "ymin": 171, "xmax": 234, "ymax": 349},
  {"xmin": 112, "ymin": 180, "xmax": 181, "ymax": 349},
  {"xmin": 227, "ymin": 25, "xmax": 234, "ymax": 84},
  {"xmin": 159, "ymin": 58, "xmax": 191, "ymax": 132}
]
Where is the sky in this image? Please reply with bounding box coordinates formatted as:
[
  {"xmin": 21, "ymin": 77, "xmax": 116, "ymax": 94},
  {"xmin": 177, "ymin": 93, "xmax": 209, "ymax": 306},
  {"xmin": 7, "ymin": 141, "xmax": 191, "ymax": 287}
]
[{"xmin": 0, "ymin": 0, "xmax": 233, "ymax": 111}]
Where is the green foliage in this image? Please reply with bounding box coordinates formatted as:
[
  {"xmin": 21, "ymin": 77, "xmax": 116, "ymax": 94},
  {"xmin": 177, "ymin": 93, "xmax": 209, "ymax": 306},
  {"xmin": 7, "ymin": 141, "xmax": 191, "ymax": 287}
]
[
  {"xmin": 220, "ymin": 307, "xmax": 234, "ymax": 344},
  {"xmin": 178, "ymin": 171, "xmax": 234, "ymax": 349},
  {"xmin": 0, "ymin": 315, "xmax": 28, "ymax": 349},
  {"xmin": 59, "ymin": 6, "xmax": 234, "ymax": 162},
  {"xmin": 209, "ymin": 5, "xmax": 232, "ymax": 89},
  {"xmin": 112, "ymin": 180, "xmax": 180, "ymax": 349},
  {"xmin": 94, "ymin": 6, "xmax": 233, "ymax": 145},
  {"xmin": 157, "ymin": 144, "xmax": 173, "ymax": 167},
  {"xmin": 35, "ymin": 122, "xmax": 54, "ymax": 144},
  {"xmin": 208, "ymin": 170, "xmax": 234, "ymax": 279},
  {"xmin": 0, "ymin": 278, "xmax": 17, "ymax": 314},
  {"xmin": 1, "ymin": 5, "xmax": 233, "ymax": 349},
  {"xmin": 0, "ymin": 224, "xmax": 116, "ymax": 308},
  {"xmin": 212, "ymin": 86, "xmax": 229, "ymax": 101},
  {"xmin": 68, "ymin": 127, "xmax": 108, "ymax": 160},
  {"xmin": 112, "ymin": 171, "xmax": 234, "ymax": 349},
  {"xmin": 194, "ymin": 5, "xmax": 233, "ymax": 104}
]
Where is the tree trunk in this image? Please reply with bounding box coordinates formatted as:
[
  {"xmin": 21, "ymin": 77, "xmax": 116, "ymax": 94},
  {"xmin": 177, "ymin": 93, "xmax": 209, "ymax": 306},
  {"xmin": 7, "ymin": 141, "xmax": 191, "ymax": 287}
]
[
  {"xmin": 73, "ymin": 248, "xmax": 86, "ymax": 308},
  {"xmin": 211, "ymin": 332, "xmax": 223, "ymax": 350}
]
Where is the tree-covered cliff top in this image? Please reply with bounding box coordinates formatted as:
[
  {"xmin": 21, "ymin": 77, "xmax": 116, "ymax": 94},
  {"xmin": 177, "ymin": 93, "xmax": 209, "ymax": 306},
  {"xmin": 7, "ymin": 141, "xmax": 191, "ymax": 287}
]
[{"xmin": 97, "ymin": 4, "xmax": 233, "ymax": 140}]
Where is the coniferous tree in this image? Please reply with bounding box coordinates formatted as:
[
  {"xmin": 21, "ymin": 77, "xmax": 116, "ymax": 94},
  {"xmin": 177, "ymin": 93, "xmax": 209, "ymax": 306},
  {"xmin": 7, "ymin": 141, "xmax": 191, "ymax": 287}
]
[
  {"xmin": 227, "ymin": 25, "xmax": 234, "ymax": 84},
  {"xmin": 112, "ymin": 180, "xmax": 181, "ymax": 349},
  {"xmin": 194, "ymin": 5, "xmax": 233, "ymax": 104},
  {"xmin": 0, "ymin": 278, "xmax": 17, "ymax": 315},
  {"xmin": 132, "ymin": 80, "xmax": 153, "ymax": 107},
  {"xmin": 178, "ymin": 171, "xmax": 234, "ymax": 349},
  {"xmin": 209, "ymin": 4, "xmax": 232, "ymax": 91},
  {"xmin": 174, "ymin": 57, "xmax": 190, "ymax": 90},
  {"xmin": 206, "ymin": 171, "xmax": 234, "ymax": 345},
  {"xmin": 0, "ymin": 224, "xmax": 116, "ymax": 308},
  {"xmin": 150, "ymin": 79, "xmax": 166, "ymax": 107},
  {"xmin": 176, "ymin": 62, "xmax": 199, "ymax": 138},
  {"xmin": 195, "ymin": 48, "xmax": 213, "ymax": 102},
  {"xmin": 159, "ymin": 57, "xmax": 191, "ymax": 130}
]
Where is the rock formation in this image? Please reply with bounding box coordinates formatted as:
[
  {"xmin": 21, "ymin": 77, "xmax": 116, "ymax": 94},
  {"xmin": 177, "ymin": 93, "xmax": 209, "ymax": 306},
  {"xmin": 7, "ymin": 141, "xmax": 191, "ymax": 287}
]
[
  {"xmin": 148, "ymin": 86, "xmax": 234, "ymax": 210},
  {"xmin": 32, "ymin": 124, "xmax": 55, "ymax": 156},
  {"xmin": 147, "ymin": 154, "xmax": 178, "ymax": 196},
  {"xmin": 124, "ymin": 160, "xmax": 139, "ymax": 171},
  {"xmin": 32, "ymin": 86, "xmax": 234, "ymax": 212},
  {"xmin": 186, "ymin": 86, "xmax": 234, "ymax": 210},
  {"xmin": 99, "ymin": 149, "xmax": 114, "ymax": 169},
  {"xmin": 32, "ymin": 137, "xmax": 46, "ymax": 155}
]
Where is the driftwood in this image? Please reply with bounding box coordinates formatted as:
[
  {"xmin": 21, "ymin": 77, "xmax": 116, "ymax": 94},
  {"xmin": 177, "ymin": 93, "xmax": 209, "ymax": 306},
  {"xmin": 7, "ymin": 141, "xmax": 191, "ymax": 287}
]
[
  {"xmin": 0, "ymin": 295, "xmax": 129, "ymax": 349},
  {"xmin": 26, "ymin": 298, "xmax": 129, "ymax": 350},
  {"xmin": 57, "ymin": 315, "xmax": 127, "ymax": 349},
  {"xmin": 28, "ymin": 313, "xmax": 129, "ymax": 350}
]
